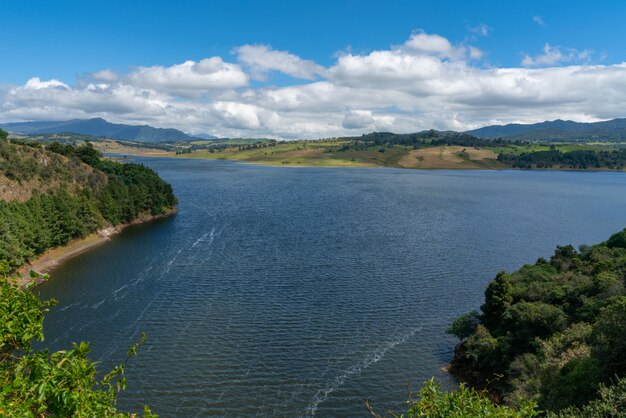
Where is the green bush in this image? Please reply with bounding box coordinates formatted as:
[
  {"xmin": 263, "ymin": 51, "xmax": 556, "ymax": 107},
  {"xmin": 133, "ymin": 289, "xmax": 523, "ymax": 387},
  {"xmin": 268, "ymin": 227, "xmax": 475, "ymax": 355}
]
[
  {"xmin": 607, "ymin": 229, "xmax": 626, "ymax": 249},
  {"xmin": 0, "ymin": 277, "xmax": 156, "ymax": 416},
  {"xmin": 447, "ymin": 310, "xmax": 480, "ymax": 339},
  {"xmin": 398, "ymin": 379, "xmax": 539, "ymax": 417},
  {"xmin": 450, "ymin": 230, "xmax": 626, "ymax": 412}
]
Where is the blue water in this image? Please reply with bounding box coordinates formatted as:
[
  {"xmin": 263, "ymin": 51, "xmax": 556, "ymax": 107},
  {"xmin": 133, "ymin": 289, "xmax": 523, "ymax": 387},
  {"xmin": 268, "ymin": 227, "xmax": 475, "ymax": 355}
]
[{"xmin": 37, "ymin": 159, "xmax": 626, "ymax": 417}]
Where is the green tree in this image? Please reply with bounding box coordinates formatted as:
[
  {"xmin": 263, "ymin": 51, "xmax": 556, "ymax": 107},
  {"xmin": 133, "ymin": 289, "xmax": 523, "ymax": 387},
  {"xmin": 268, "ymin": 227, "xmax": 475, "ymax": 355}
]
[
  {"xmin": 0, "ymin": 141, "xmax": 177, "ymax": 272},
  {"xmin": 606, "ymin": 229, "xmax": 626, "ymax": 249},
  {"xmin": 481, "ymin": 271, "xmax": 513, "ymax": 331},
  {"xmin": 592, "ymin": 296, "xmax": 626, "ymax": 377},
  {"xmin": 447, "ymin": 310, "xmax": 480, "ymax": 340},
  {"xmin": 548, "ymin": 378, "xmax": 626, "ymax": 417}
]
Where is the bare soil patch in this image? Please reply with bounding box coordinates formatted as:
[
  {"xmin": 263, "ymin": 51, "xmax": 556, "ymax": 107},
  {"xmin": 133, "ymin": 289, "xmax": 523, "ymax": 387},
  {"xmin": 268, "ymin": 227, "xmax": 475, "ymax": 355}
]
[{"xmin": 398, "ymin": 146, "xmax": 498, "ymax": 169}]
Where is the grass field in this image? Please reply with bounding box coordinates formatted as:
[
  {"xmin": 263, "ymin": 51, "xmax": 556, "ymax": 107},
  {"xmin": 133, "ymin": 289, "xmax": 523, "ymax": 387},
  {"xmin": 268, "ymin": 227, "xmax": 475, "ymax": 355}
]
[
  {"xmin": 189, "ymin": 138, "xmax": 275, "ymax": 146},
  {"xmin": 398, "ymin": 146, "xmax": 501, "ymax": 169},
  {"xmin": 90, "ymin": 137, "xmax": 625, "ymax": 170},
  {"xmin": 177, "ymin": 142, "xmax": 504, "ymax": 169},
  {"xmin": 178, "ymin": 141, "xmax": 378, "ymax": 167},
  {"xmin": 93, "ymin": 140, "xmax": 173, "ymax": 156}
]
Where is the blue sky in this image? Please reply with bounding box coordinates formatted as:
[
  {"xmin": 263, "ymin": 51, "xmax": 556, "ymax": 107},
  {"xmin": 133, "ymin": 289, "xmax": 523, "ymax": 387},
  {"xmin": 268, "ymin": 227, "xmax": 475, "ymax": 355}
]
[
  {"xmin": 2, "ymin": 0, "xmax": 626, "ymax": 137},
  {"xmin": 2, "ymin": 0, "xmax": 622, "ymax": 83}
]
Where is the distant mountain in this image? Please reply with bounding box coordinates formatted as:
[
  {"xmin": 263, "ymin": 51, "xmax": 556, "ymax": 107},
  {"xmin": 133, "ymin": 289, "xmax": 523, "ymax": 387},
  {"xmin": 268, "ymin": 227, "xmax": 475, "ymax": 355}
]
[
  {"xmin": 466, "ymin": 118, "xmax": 626, "ymax": 142},
  {"xmin": 0, "ymin": 118, "xmax": 197, "ymax": 142}
]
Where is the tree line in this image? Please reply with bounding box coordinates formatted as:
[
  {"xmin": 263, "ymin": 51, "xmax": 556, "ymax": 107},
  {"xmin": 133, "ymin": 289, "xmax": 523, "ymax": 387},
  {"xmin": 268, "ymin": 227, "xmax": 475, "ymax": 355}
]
[
  {"xmin": 498, "ymin": 148, "xmax": 626, "ymax": 170},
  {"xmin": 341, "ymin": 130, "xmax": 524, "ymax": 148}
]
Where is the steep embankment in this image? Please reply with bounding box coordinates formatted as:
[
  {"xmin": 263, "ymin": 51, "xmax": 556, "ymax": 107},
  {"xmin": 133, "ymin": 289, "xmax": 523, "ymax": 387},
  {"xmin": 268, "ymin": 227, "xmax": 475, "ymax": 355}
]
[
  {"xmin": 0, "ymin": 129, "xmax": 177, "ymax": 284},
  {"xmin": 447, "ymin": 229, "xmax": 626, "ymax": 415}
]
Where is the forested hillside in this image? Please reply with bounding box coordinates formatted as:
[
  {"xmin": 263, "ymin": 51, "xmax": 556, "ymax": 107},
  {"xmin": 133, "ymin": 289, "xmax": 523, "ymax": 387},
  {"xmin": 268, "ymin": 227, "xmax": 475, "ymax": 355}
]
[
  {"xmin": 444, "ymin": 229, "xmax": 626, "ymax": 416},
  {"xmin": 0, "ymin": 128, "xmax": 177, "ymax": 273}
]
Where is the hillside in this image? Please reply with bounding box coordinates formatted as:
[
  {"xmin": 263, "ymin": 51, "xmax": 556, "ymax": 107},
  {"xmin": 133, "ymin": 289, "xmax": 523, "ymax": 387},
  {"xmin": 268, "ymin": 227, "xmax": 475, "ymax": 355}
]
[
  {"xmin": 340, "ymin": 130, "xmax": 511, "ymax": 146},
  {"xmin": 0, "ymin": 137, "xmax": 104, "ymax": 203},
  {"xmin": 1, "ymin": 118, "xmax": 196, "ymax": 142},
  {"xmin": 447, "ymin": 229, "xmax": 626, "ymax": 415},
  {"xmin": 0, "ymin": 129, "xmax": 177, "ymax": 274},
  {"xmin": 467, "ymin": 118, "xmax": 626, "ymax": 142},
  {"xmin": 176, "ymin": 132, "xmax": 626, "ymax": 171}
]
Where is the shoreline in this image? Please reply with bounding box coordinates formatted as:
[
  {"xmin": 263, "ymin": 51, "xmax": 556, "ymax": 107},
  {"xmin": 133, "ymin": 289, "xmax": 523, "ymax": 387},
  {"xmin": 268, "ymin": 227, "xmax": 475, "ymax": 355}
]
[
  {"xmin": 182, "ymin": 156, "xmax": 626, "ymax": 172},
  {"xmin": 100, "ymin": 146, "xmax": 626, "ymax": 172},
  {"xmin": 172, "ymin": 154, "xmax": 626, "ymax": 172},
  {"xmin": 16, "ymin": 207, "xmax": 177, "ymax": 289}
]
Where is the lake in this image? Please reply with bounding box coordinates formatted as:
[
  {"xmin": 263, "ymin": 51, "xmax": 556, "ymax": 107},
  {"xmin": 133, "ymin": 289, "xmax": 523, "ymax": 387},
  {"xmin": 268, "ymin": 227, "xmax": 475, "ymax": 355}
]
[{"xmin": 37, "ymin": 159, "xmax": 626, "ymax": 417}]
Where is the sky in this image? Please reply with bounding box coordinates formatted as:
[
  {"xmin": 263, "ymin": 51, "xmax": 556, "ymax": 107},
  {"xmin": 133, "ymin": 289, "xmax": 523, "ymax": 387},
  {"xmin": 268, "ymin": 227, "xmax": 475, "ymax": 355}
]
[{"xmin": 2, "ymin": 0, "xmax": 626, "ymax": 138}]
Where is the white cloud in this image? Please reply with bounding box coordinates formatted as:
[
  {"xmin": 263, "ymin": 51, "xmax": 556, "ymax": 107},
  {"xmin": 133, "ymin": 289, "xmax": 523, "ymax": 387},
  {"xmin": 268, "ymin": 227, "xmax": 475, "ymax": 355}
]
[
  {"xmin": 399, "ymin": 31, "xmax": 483, "ymax": 62},
  {"xmin": 234, "ymin": 44, "xmax": 325, "ymax": 80},
  {"xmin": 128, "ymin": 57, "xmax": 248, "ymax": 95},
  {"xmin": 24, "ymin": 77, "xmax": 69, "ymax": 90},
  {"xmin": 533, "ymin": 16, "xmax": 546, "ymax": 26},
  {"xmin": 90, "ymin": 69, "xmax": 118, "ymax": 82},
  {"xmin": 469, "ymin": 24, "xmax": 490, "ymax": 37},
  {"xmin": 342, "ymin": 110, "xmax": 375, "ymax": 129},
  {"xmin": 404, "ymin": 32, "xmax": 457, "ymax": 57},
  {"xmin": 469, "ymin": 47, "xmax": 484, "ymax": 59},
  {"xmin": 211, "ymin": 101, "xmax": 281, "ymax": 130},
  {"xmin": 521, "ymin": 43, "xmax": 592, "ymax": 67},
  {"xmin": 1, "ymin": 32, "xmax": 624, "ymax": 139},
  {"xmin": 342, "ymin": 110, "xmax": 396, "ymax": 131}
]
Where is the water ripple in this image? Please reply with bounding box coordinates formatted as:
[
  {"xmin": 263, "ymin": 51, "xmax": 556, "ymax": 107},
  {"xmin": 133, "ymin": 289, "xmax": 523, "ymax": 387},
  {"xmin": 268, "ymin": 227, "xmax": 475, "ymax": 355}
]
[{"xmin": 37, "ymin": 160, "xmax": 626, "ymax": 417}]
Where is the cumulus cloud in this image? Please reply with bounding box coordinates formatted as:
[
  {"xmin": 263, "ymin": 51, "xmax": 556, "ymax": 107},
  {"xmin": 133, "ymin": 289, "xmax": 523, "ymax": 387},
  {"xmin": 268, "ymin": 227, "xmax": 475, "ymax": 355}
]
[
  {"xmin": 234, "ymin": 44, "xmax": 325, "ymax": 80},
  {"xmin": 404, "ymin": 32, "xmax": 459, "ymax": 57},
  {"xmin": 23, "ymin": 77, "xmax": 69, "ymax": 90},
  {"xmin": 90, "ymin": 69, "xmax": 118, "ymax": 82},
  {"xmin": 342, "ymin": 110, "xmax": 375, "ymax": 129},
  {"xmin": 0, "ymin": 32, "xmax": 623, "ymax": 138},
  {"xmin": 128, "ymin": 57, "xmax": 248, "ymax": 95},
  {"xmin": 521, "ymin": 43, "xmax": 592, "ymax": 67},
  {"xmin": 211, "ymin": 101, "xmax": 280, "ymax": 130},
  {"xmin": 401, "ymin": 31, "xmax": 480, "ymax": 60},
  {"xmin": 342, "ymin": 110, "xmax": 396, "ymax": 131}
]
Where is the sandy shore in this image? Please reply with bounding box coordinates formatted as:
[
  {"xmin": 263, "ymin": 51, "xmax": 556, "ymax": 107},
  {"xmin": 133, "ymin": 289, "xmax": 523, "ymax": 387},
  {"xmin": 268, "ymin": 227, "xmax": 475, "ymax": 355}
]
[{"xmin": 16, "ymin": 207, "xmax": 177, "ymax": 289}]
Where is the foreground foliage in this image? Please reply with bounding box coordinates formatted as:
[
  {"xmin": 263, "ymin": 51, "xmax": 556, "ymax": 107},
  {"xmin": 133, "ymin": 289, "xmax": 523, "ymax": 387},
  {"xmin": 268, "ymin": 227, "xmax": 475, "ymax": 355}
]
[
  {"xmin": 447, "ymin": 228, "xmax": 626, "ymax": 415},
  {"xmin": 398, "ymin": 379, "xmax": 538, "ymax": 417},
  {"xmin": 0, "ymin": 130, "xmax": 177, "ymax": 272},
  {"xmin": 395, "ymin": 377, "xmax": 626, "ymax": 417},
  {"xmin": 0, "ymin": 276, "xmax": 155, "ymax": 416}
]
